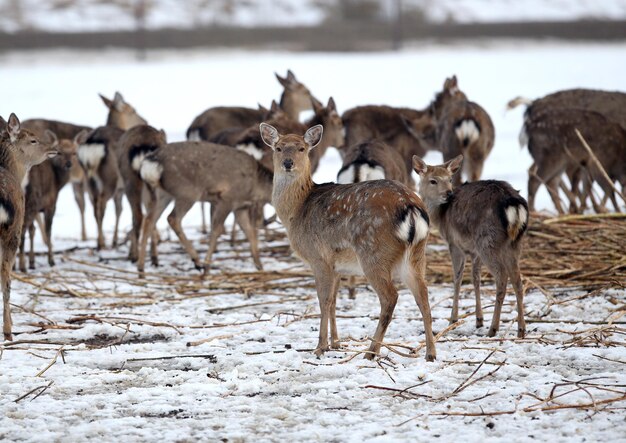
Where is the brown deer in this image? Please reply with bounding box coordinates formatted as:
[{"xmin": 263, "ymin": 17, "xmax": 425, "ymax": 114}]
[
  {"xmin": 427, "ymin": 75, "xmax": 495, "ymax": 186},
  {"xmin": 1, "ymin": 113, "xmax": 58, "ymax": 340},
  {"xmin": 524, "ymin": 108, "xmax": 626, "ymax": 214},
  {"xmin": 338, "ymin": 140, "xmax": 413, "ymax": 188},
  {"xmin": 136, "ymin": 142, "xmax": 274, "ymax": 275},
  {"xmin": 100, "ymin": 92, "xmax": 148, "ymax": 130},
  {"xmin": 77, "ymin": 126, "xmax": 125, "ymax": 250},
  {"xmin": 116, "ymin": 125, "xmax": 167, "ymax": 262},
  {"xmin": 341, "ymin": 105, "xmax": 436, "ymax": 174},
  {"xmin": 413, "ymin": 155, "xmax": 528, "ymax": 337},
  {"xmin": 186, "ymin": 70, "xmax": 319, "ymax": 141},
  {"xmin": 261, "ymin": 123, "xmax": 435, "ymax": 361},
  {"xmin": 20, "ymin": 136, "xmax": 83, "ymax": 272},
  {"xmin": 22, "ymin": 119, "xmax": 91, "ymax": 240}
]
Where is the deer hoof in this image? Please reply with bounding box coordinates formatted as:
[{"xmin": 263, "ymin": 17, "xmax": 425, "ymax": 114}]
[
  {"xmin": 426, "ymin": 353, "xmax": 436, "ymax": 362},
  {"xmin": 517, "ymin": 328, "xmax": 526, "ymax": 338},
  {"xmin": 487, "ymin": 327, "xmax": 497, "ymax": 337},
  {"xmin": 4, "ymin": 332, "xmax": 13, "ymax": 341},
  {"xmin": 476, "ymin": 317, "xmax": 484, "ymax": 328}
]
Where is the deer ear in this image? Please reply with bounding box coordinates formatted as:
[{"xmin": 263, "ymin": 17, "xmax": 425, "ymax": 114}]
[
  {"xmin": 99, "ymin": 94, "xmax": 113, "ymax": 109},
  {"xmin": 7, "ymin": 113, "xmax": 20, "ymax": 142},
  {"xmin": 74, "ymin": 129, "xmax": 90, "ymax": 145},
  {"xmin": 275, "ymin": 72, "xmax": 289, "ymax": 88},
  {"xmin": 0, "ymin": 116, "xmax": 6, "ymax": 133},
  {"xmin": 444, "ymin": 155, "xmax": 464, "ymax": 175},
  {"xmin": 327, "ymin": 97, "xmax": 337, "ymax": 112},
  {"xmin": 44, "ymin": 129, "xmax": 58, "ymax": 148},
  {"xmin": 260, "ymin": 123, "xmax": 280, "ymax": 149},
  {"xmin": 412, "ymin": 155, "xmax": 428, "ymax": 175},
  {"xmin": 304, "ymin": 125, "xmax": 323, "ymax": 149},
  {"xmin": 286, "ymin": 69, "xmax": 296, "ymax": 81},
  {"xmin": 159, "ymin": 129, "xmax": 167, "ymax": 142}
]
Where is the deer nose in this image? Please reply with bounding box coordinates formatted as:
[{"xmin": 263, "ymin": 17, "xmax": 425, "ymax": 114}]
[
  {"xmin": 446, "ymin": 190, "xmax": 453, "ymax": 199},
  {"xmin": 283, "ymin": 159, "xmax": 294, "ymax": 170}
]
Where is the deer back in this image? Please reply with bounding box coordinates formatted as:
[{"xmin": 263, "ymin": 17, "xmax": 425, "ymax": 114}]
[{"xmin": 337, "ymin": 140, "xmax": 412, "ymax": 187}]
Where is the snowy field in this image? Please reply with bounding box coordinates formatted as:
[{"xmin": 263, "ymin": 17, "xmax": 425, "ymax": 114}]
[{"xmin": 1, "ymin": 41, "xmax": 625, "ymax": 441}]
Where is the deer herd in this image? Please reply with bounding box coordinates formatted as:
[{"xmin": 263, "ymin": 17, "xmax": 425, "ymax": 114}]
[{"xmin": 1, "ymin": 71, "xmax": 624, "ymax": 361}]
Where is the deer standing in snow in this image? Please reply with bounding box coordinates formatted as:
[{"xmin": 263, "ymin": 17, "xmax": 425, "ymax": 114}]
[
  {"xmin": 1, "ymin": 114, "xmax": 58, "ymax": 340},
  {"xmin": 261, "ymin": 123, "xmax": 436, "ymax": 361},
  {"xmin": 413, "ymin": 155, "xmax": 528, "ymax": 337}
]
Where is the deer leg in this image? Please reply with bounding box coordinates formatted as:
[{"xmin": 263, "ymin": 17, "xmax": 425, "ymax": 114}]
[
  {"xmin": 18, "ymin": 225, "xmax": 27, "ymax": 273},
  {"xmin": 234, "ymin": 207, "xmax": 262, "ymax": 271},
  {"xmin": 527, "ymin": 163, "xmax": 540, "ymax": 212},
  {"xmin": 545, "ymin": 176, "xmax": 566, "ymax": 215},
  {"xmin": 94, "ymin": 194, "xmax": 105, "ymax": 250},
  {"xmin": 449, "ymin": 245, "xmax": 466, "ymax": 324},
  {"xmin": 200, "ymin": 202, "xmax": 208, "ymax": 234},
  {"xmin": 471, "ymin": 256, "xmax": 483, "ymax": 328},
  {"xmin": 137, "ymin": 190, "xmax": 171, "ymax": 275},
  {"xmin": 44, "ymin": 205, "xmax": 56, "ymax": 267},
  {"xmin": 403, "ymin": 260, "xmax": 436, "ymax": 362},
  {"xmin": 112, "ymin": 189, "xmax": 123, "ymax": 248},
  {"xmin": 347, "ymin": 275, "xmax": 357, "ymax": 299},
  {"xmin": 203, "ymin": 202, "xmax": 230, "ymax": 272},
  {"xmin": 28, "ymin": 223, "xmax": 36, "ymax": 270},
  {"xmin": 126, "ymin": 185, "xmax": 143, "ymax": 262},
  {"xmin": 73, "ymin": 181, "xmax": 87, "ymax": 241},
  {"xmin": 310, "ymin": 262, "xmax": 338, "ymax": 358},
  {"xmin": 166, "ymin": 199, "xmax": 201, "ymax": 271},
  {"xmin": 506, "ymin": 260, "xmax": 526, "ymax": 338},
  {"xmin": 2, "ymin": 240, "xmax": 18, "ymax": 341},
  {"xmin": 362, "ymin": 268, "xmax": 398, "ymax": 360},
  {"xmin": 328, "ymin": 274, "xmax": 341, "ymax": 349},
  {"xmin": 487, "ymin": 266, "xmax": 509, "ymax": 337}
]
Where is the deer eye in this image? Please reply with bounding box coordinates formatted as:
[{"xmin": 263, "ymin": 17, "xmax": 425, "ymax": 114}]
[
  {"xmin": 298, "ymin": 147, "xmax": 305, "ymax": 153},
  {"xmin": 30, "ymin": 139, "xmax": 38, "ymax": 144},
  {"xmin": 276, "ymin": 147, "xmax": 282, "ymax": 152},
  {"xmin": 429, "ymin": 179, "xmax": 437, "ymax": 185}
]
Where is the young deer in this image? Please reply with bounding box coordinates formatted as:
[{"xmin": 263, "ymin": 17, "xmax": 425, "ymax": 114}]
[
  {"xmin": 137, "ymin": 142, "xmax": 274, "ymax": 275},
  {"xmin": 186, "ymin": 70, "xmax": 319, "ymax": 141},
  {"xmin": 428, "ymin": 75, "xmax": 495, "ymax": 186},
  {"xmin": 413, "ymin": 155, "xmax": 528, "ymax": 337},
  {"xmin": 261, "ymin": 123, "xmax": 436, "ymax": 361},
  {"xmin": 77, "ymin": 126, "xmax": 125, "ymax": 250},
  {"xmin": 116, "ymin": 125, "xmax": 167, "ymax": 261},
  {"xmin": 1, "ymin": 113, "xmax": 58, "ymax": 340}
]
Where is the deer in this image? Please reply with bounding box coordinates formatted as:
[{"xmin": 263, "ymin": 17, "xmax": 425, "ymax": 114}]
[
  {"xmin": 524, "ymin": 108, "xmax": 626, "ymax": 214},
  {"xmin": 413, "ymin": 155, "xmax": 528, "ymax": 338},
  {"xmin": 22, "ymin": 119, "xmax": 91, "ymax": 241},
  {"xmin": 341, "ymin": 105, "xmax": 437, "ymax": 175},
  {"xmin": 136, "ymin": 142, "xmax": 274, "ymax": 276},
  {"xmin": 426, "ymin": 75, "xmax": 495, "ymax": 187},
  {"xmin": 100, "ymin": 92, "xmax": 148, "ymax": 130},
  {"xmin": 1, "ymin": 113, "xmax": 58, "ymax": 340},
  {"xmin": 20, "ymin": 135, "xmax": 84, "ymax": 272},
  {"xmin": 261, "ymin": 123, "xmax": 436, "ymax": 361},
  {"xmin": 116, "ymin": 125, "xmax": 167, "ymax": 262},
  {"xmin": 186, "ymin": 70, "xmax": 320, "ymax": 141},
  {"xmin": 77, "ymin": 126, "xmax": 125, "ymax": 250}
]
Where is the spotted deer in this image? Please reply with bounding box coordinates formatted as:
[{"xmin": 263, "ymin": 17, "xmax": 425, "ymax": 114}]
[
  {"xmin": 261, "ymin": 123, "xmax": 435, "ymax": 361},
  {"xmin": 413, "ymin": 155, "xmax": 528, "ymax": 338},
  {"xmin": 1, "ymin": 114, "xmax": 58, "ymax": 340},
  {"xmin": 186, "ymin": 70, "xmax": 320, "ymax": 141}
]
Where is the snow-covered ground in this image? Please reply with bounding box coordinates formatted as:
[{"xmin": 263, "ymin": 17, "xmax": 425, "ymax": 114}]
[
  {"xmin": 1, "ymin": 0, "xmax": 625, "ymax": 33},
  {"xmin": 1, "ymin": 41, "xmax": 625, "ymax": 441}
]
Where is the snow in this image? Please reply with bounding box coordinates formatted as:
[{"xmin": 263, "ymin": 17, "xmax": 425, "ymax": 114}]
[
  {"xmin": 1, "ymin": 41, "xmax": 625, "ymax": 441},
  {"xmin": 1, "ymin": 0, "xmax": 625, "ymax": 33}
]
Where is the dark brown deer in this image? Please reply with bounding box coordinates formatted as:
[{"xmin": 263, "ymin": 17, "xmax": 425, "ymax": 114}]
[
  {"xmin": 100, "ymin": 92, "xmax": 148, "ymax": 130},
  {"xmin": 116, "ymin": 125, "xmax": 167, "ymax": 262},
  {"xmin": 186, "ymin": 70, "xmax": 319, "ymax": 141},
  {"xmin": 77, "ymin": 126, "xmax": 125, "ymax": 250},
  {"xmin": 137, "ymin": 142, "xmax": 274, "ymax": 275},
  {"xmin": 427, "ymin": 75, "xmax": 495, "ymax": 186},
  {"xmin": 1, "ymin": 114, "xmax": 58, "ymax": 340},
  {"xmin": 413, "ymin": 155, "xmax": 528, "ymax": 337},
  {"xmin": 337, "ymin": 140, "xmax": 412, "ymax": 188},
  {"xmin": 524, "ymin": 108, "xmax": 626, "ymax": 214},
  {"xmin": 262, "ymin": 123, "xmax": 435, "ymax": 361}
]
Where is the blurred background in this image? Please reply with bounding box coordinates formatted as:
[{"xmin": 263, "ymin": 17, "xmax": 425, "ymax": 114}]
[{"xmin": 1, "ymin": 0, "xmax": 626, "ymax": 53}]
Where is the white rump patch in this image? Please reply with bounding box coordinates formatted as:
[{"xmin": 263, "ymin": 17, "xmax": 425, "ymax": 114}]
[
  {"xmin": 0, "ymin": 205, "xmax": 10, "ymax": 224},
  {"xmin": 78, "ymin": 143, "xmax": 106, "ymax": 171},
  {"xmin": 188, "ymin": 130, "xmax": 201, "ymax": 141},
  {"xmin": 455, "ymin": 120, "xmax": 480, "ymax": 146},
  {"xmin": 236, "ymin": 143, "xmax": 264, "ymax": 160},
  {"xmin": 131, "ymin": 151, "xmax": 148, "ymax": 172},
  {"xmin": 337, "ymin": 165, "xmax": 355, "ymax": 184},
  {"xmin": 518, "ymin": 124, "xmax": 529, "ymax": 148},
  {"xmin": 140, "ymin": 159, "xmax": 163, "ymax": 187},
  {"xmin": 397, "ymin": 208, "xmax": 429, "ymax": 244},
  {"xmin": 414, "ymin": 213, "xmax": 429, "ymax": 242},
  {"xmin": 518, "ymin": 206, "xmax": 528, "ymax": 225},
  {"xmin": 359, "ymin": 164, "xmax": 385, "ymax": 181},
  {"xmin": 506, "ymin": 205, "xmax": 528, "ymax": 227}
]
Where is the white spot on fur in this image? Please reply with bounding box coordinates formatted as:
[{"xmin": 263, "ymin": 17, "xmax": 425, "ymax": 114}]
[
  {"xmin": 236, "ymin": 143, "xmax": 264, "ymax": 160},
  {"xmin": 78, "ymin": 143, "xmax": 105, "ymax": 172},
  {"xmin": 131, "ymin": 151, "xmax": 148, "ymax": 172},
  {"xmin": 455, "ymin": 120, "xmax": 480, "ymax": 146},
  {"xmin": 140, "ymin": 159, "xmax": 163, "ymax": 187},
  {"xmin": 518, "ymin": 123, "xmax": 529, "ymax": 148},
  {"xmin": 0, "ymin": 205, "xmax": 9, "ymax": 224},
  {"xmin": 359, "ymin": 164, "xmax": 385, "ymax": 181},
  {"xmin": 188, "ymin": 129, "xmax": 201, "ymax": 141}
]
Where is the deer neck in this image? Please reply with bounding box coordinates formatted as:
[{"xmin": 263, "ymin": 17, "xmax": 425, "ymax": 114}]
[
  {"xmin": 279, "ymin": 94, "xmax": 302, "ymax": 121},
  {"xmin": 0, "ymin": 140, "xmax": 26, "ymax": 183},
  {"xmin": 272, "ymin": 166, "xmax": 314, "ymax": 230},
  {"xmin": 423, "ymin": 197, "xmax": 447, "ymax": 232}
]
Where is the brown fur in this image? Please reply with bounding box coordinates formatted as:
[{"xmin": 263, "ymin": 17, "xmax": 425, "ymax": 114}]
[
  {"xmin": 1, "ymin": 114, "xmax": 58, "ymax": 340},
  {"xmin": 100, "ymin": 92, "xmax": 147, "ymax": 130},
  {"xmin": 337, "ymin": 140, "xmax": 412, "ymax": 187},
  {"xmin": 414, "ymin": 155, "xmax": 528, "ymax": 337},
  {"xmin": 263, "ymin": 123, "xmax": 436, "ymax": 361}
]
